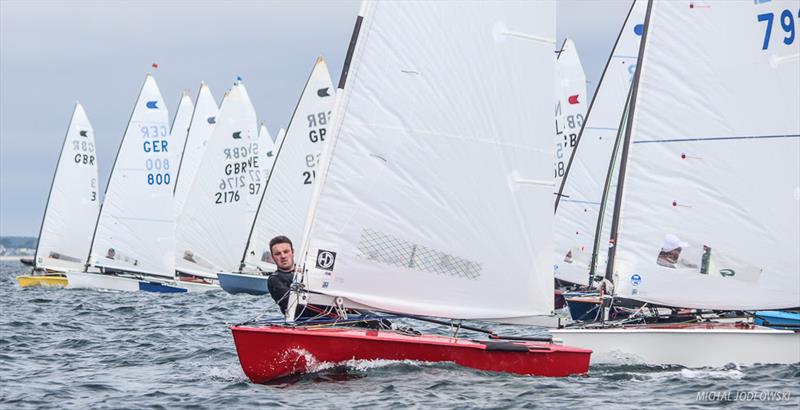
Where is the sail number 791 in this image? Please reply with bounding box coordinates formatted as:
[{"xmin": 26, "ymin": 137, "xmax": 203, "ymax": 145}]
[{"xmin": 757, "ymin": 9, "xmax": 798, "ymax": 50}]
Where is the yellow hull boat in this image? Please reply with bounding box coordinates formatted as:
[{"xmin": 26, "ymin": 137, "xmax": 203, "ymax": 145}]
[{"xmin": 17, "ymin": 275, "xmax": 68, "ymax": 288}]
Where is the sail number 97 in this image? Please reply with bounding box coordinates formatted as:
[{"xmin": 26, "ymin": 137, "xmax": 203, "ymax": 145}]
[{"xmin": 757, "ymin": 9, "xmax": 798, "ymax": 50}]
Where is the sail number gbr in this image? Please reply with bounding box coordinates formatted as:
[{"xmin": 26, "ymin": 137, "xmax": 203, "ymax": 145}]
[{"xmin": 757, "ymin": 8, "xmax": 799, "ymax": 50}]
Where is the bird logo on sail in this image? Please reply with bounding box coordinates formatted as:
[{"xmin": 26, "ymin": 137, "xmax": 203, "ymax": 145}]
[
  {"xmin": 207, "ymin": 116, "xmax": 216, "ymax": 124},
  {"xmin": 568, "ymin": 94, "xmax": 580, "ymax": 105},
  {"xmin": 232, "ymin": 131, "xmax": 242, "ymax": 139},
  {"xmin": 317, "ymin": 87, "xmax": 331, "ymax": 97},
  {"xmin": 146, "ymin": 101, "xmax": 159, "ymax": 109},
  {"xmin": 79, "ymin": 130, "xmax": 88, "ymax": 137}
]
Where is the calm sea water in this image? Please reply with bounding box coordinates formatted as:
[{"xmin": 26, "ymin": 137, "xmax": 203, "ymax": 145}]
[{"xmin": 1, "ymin": 260, "xmax": 798, "ymax": 409}]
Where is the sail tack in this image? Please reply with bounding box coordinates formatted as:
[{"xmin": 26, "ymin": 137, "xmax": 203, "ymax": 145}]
[
  {"xmin": 301, "ymin": 1, "xmax": 557, "ymax": 322},
  {"xmin": 612, "ymin": 0, "xmax": 800, "ymax": 310},
  {"xmin": 35, "ymin": 102, "xmax": 100, "ymax": 272},
  {"xmin": 89, "ymin": 74, "xmax": 175, "ymax": 278}
]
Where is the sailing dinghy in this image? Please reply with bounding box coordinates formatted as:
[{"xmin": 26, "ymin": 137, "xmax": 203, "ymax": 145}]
[
  {"xmin": 66, "ymin": 74, "xmax": 190, "ymax": 293},
  {"xmin": 218, "ymin": 58, "xmax": 334, "ymax": 295},
  {"xmin": 17, "ymin": 102, "xmax": 99, "ymax": 288},
  {"xmin": 552, "ymin": 0, "xmax": 800, "ymax": 366},
  {"xmin": 173, "ymin": 80, "xmax": 269, "ymax": 286},
  {"xmin": 231, "ymin": 1, "xmax": 591, "ymax": 381}
]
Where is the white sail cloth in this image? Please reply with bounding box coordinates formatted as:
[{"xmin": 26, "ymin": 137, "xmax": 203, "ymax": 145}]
[
  {"xmin": 90, "ymin": 74, "xmax": 175, "ymax": 278},
  {"xmin": 554, "ymin": 0, "xmax": 646, "ymax": 286},
  {"xmin": 168, "ymin": 91, "xmax": 194, "ymax": 181},
  {"xmin": 174, "ymin": 82, "xmax": 265, "ymax": 277},
  {"xmin": 301, "ymin": 1, "xmax": 557, "ymax": 322},
  {"xmin": 242, "ymin": 58, "xmax": 335, "ymax": 271},
  {"xmin": 173, "ymin": 84, "xmax": 218, "ymax": 215},
  {"xmin": 613, "ymin": 0, "xmax": 800, "ymax": 310},
  {"xmin": 554, "ymin": 38, "xmax": 587, "ymax": 191},
  {"xmin": 35, "ymin": 102, "xmax": 100, "ymax": 272}
]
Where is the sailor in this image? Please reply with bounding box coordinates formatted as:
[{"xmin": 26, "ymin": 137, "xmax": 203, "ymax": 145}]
[
  {"xmin": 266, "ymin": 235, "xmax": 395, "ymax": 330},
  {"xmin": 656, "ymin": 234, "xmax": 697, "ymax": 269},
  {"xmin": 266, "ymin": 235, "xmax": 296, "ymax": 315}
]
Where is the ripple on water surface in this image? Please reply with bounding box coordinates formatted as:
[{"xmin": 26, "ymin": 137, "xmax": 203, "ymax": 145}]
[{"xmin": 1, "ymin": 261, "xmax": 799, "ymax": 409}]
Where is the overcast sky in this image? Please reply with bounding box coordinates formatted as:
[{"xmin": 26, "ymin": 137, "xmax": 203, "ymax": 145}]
[{"xmin": 0, "ymin": 0, "xmax": 632, "ymax": 236}]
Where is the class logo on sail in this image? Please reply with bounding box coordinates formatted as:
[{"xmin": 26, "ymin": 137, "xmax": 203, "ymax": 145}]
[
  {"xmin": 316, "ymin": 249, "xmax": 337, "ymax": 270},
  {"xmin": 146, "ymin": 101, "xmax": 159, "ymax": 109},
  {"xmin": 317, "ymin": 87, "xmax": 331, "ymax": 97}
]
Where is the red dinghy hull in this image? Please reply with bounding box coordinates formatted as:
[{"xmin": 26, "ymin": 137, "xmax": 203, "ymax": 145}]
[{"xmin": 231, "ymin": 325, "xmax": 591, "ymax": 382}]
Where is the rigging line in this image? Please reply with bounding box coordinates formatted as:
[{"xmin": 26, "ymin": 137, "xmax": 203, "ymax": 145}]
[
  {"xmin": 554, "ymin": 0, "xmax": 639, "ymax": 213},
  {"xmin": 633, "ymin": 134, "xmax": 800, "ymax": 144}
]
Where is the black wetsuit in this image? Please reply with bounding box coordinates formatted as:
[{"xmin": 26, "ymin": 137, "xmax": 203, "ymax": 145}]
[
  {"xmin": 266, "ymin": 267, "xmax": 392, "ymax": 329},
  {"xmin": 266, "ymin": 268, "xmax": 294, "ymax": 315}
]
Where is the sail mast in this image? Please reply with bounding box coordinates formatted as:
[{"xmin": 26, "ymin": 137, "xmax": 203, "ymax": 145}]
[{"xmin": 604, "ymin": 0, "xmax": 654, "ymax": 282}]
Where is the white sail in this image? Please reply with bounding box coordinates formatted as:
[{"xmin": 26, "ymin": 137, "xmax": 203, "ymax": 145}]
[
  {"xmin": 612, "ymin": 0, "xmax": 800, "ymax": 310},
  {"xmin": 241, "ymin": 58, "xmax": 335, "ymax": 271},
  {"xmin": 89, "ymin": 74, "xmax": 174, "ymax": 278},
  {"xmin": 173, "ymin": 83, "xmax": 218, "ymax": 215},
  {"xmin": 34, "ymin": 102, "xmax": 100, "ymax": 272},
  {"xmin": 554, "ymin": 0, "xmax": 646, "ymax": 286},
  {"xmin": 168, "ymin": 91, "xmax": 194, "ymax": 174},
  {"xmin": 554, "ymin": 38, "xmax": 587, "ymax": 190},
  {"xmin": 300, "ymin": 1, "xmax": 556, "ymax": 322},
  {"xmin": 175, "ymin": 81, "xmax": 261, "ymax": 276}
]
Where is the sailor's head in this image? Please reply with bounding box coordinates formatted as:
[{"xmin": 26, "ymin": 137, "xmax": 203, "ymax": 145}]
[
  {"xmin": 106, "ymin": 248, "xmax": 116, "ymax": 259},
  {"xmin": 269, "ymin": 235, "xmax": 294, "ymax": 271},
  {"xmin": 660, "ymin": 234, "xmax": 688, "ymax": 262}
]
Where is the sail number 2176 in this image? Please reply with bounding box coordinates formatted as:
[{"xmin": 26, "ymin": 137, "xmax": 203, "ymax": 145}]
[{"xmin": 757, "ymin": 9, "xmax": 799, "ymax": 50}]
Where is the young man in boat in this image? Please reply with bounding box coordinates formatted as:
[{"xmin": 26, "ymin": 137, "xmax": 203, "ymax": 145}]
[{"xmin": 267, "ymin": 235, "xmax": 394, "ymax": 329}]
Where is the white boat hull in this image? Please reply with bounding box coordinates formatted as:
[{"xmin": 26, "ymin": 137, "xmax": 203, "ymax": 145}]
[
  {"xmin": 551, "ymin": 325, "xmax": 800, "ymax": 367},
  {"xmin": 65, "ymin": 271, "xmax": 211, "ymax": 293}
]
